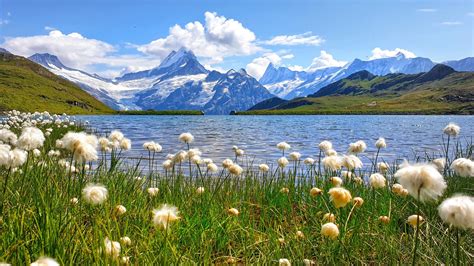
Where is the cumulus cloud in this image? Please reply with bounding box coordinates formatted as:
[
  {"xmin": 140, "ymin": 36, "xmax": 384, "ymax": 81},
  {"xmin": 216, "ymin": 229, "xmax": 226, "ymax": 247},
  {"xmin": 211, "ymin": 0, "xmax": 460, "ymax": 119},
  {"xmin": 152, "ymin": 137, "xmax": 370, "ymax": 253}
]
[
  {"xmin": 417, "ymin": 8, "xmax": 437, "ymax": 12},
  {"xmin": 263, "ymin": 32, "xmax": 324, "ymax": 46},
  {"xmin": 369, "ymin": 47, "xmax": 416, "ymax": 60},
  {"xmin": 440, "ymin": 21, "xmax": 463, "ymax": 26},
  {"xmin": 137, "ymin": 11, "xmax": 261, "ymax": 64},
  {"xmin": 307, "ymin": 51, "xmax": 347, "ymax": 71},
  {"xmin": 245, "ymin": 52, "xmax": 283, "ymax": 79}
]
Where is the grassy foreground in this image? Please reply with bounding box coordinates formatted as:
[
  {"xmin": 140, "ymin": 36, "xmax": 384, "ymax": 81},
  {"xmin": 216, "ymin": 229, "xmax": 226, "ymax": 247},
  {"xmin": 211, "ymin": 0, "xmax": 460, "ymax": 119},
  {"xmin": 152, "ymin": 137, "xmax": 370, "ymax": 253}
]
[{"xmin": 0, "ymin": 112, "xmax": 473, "ymax": 265}]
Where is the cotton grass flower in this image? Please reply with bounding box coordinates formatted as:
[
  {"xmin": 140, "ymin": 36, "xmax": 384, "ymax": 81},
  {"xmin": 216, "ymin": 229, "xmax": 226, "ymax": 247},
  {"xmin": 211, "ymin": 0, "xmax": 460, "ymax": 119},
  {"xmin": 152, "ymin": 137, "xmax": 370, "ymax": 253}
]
[
  {"xmin": 17, "ymin": 127, "xmax": 45, "ymax": 151},
  {"xmin": 432, "ymin": 158, "xmax": 446, "ymax": 172},
  {"xmin": 323, "ymin": 213, "xmax": 336, "ymax": 222},
  {"xmin": 325, "ymin": 149, "xmax": 337, "ymax": 156},
  {"xmin": 391, "ymin": 184, "xmax": 404, "ymax": 195},
  {"xmin": 303, "ymin": 158, "xmax": 315, "ymax": 165},
  {"xmin": 348, "ymin": 140, "xmax": 367, "ymax": 154},
  {"xmin": 222, "ymin": 159, "xmax": 233, "ymax": 169},
  {"xmin": 82, "ymin": 184, "xmax": 108, "ymax": 205},
  {"xmin": 8, "ymin": 148, "xmax": 27, "ymax": 168},
  {"xmin": 280, "ymin": 187, "xmax": 289, "ymax": 194},
  {"xmin": 30, "ymin": 257, "xmax": 59, "ymax": 266},
  {"xmin": 328, "ymin": 187, "xmax": 352, "ymax": 208},
  {"xmin": 0, "ymin": 129, "xmax": 17, "ymax": 145},
  {"xmin": 0, "ymin": 144, "xmax": 11, "ymax": 167},
  {"xmin": 342, "ymin": 155, "xmax": 363, "ymax": 170},
  {"xmin": 119, "ymin": 138, "xmax": 131, "ymax": 150},
  {"xmin": 120, "ymin": 256, "xmax": 130, "ymax": 264},
  {"xmin": 162, "ymin": 159, "xmax": 174, "ymax": 170},
  {"xmin": 259, "ymin": 163, "xmax": 269, "ymax": 172},
  {"xmin": 228, "ymin": 164, "xmax": 243, "ymax": 176},
  {"xmin": 369, "ymin": 173, "xmax": 386, "ymax": 188},
  {"xmin": 152, "ymin": 204, "xmax": 180, "ymax": 229},
  {"xmin": 310, "ymin": 187, "xmax": 322, "ymax": 197},
  {"xmin": 394, "ymin": 162, "xmax": 446, "ymax": 202},
  {"xmin": 379, "ymin": 216, "xmax": 390, "ymax": 224},
  {"xmin": 321, "ymin": 222, "xmax": 339, "ymax": 239},
  {"xmin": 207, "ymin": 163, "xmax": 218, "ymax": 173},
  {"xmin": 104, "ymin": 237, "xmax": 121, "ymax": 258},
  {"xmin": 407, "ymin": 215, "xmax": 424, "ymax": 227},
  {"xmin": 277, "ymin": 142, "xmax": 291, "ymax": 151},
  {"xmin": 279, "ymin": 258, "xmax": 291, "ymax": 266},
  {"xmin": 227, "ymin": 208, "xmax": 239, "ymax": 216},
  {"xmin": 375, "ymin": 137, "xmax": 387, "ymax": 149},
  {"xmin": 278, "ymin": 157, "xmax": 289, "ymax": 168},
  {"xmin": 120, "ymin": 236, "xmax": 132, "ymax": 246},
  {"xmin": 438, "ymin": 195, "xmax": 474, "ymax": 229},
  {"xmin": 235, "ymin": 148, "xmax": 244, "ymax": 157},
  {"xmin": 179, "ymin": 132, "xmax": 194, "ymax": 144},
  {"xmin": 303, "ymin": 259, "xmax": 316, "ymax": 265},
  {"xmin": 114, "ymin": 205, "xmax": 127, "ymax": 216},
  {"xmin": 330, "ymin": 176, "xmax": 343, "ymax": 187},
  {"xmin": 109, "ymin": 130, "xmax": 124, "ymax": 142},
  {"xmin": 378, "ymin": 162, "xmax": 390, "ymax": 173},
  {"xmin": 318, "ymin": 140, "xmax": 332, "ymax": 152},
  {"xmin": 296, "ymin": 230, "xmax": 305, "ymax": 239},
  {"xmin": 196, "ymin": 187, "xmax": 205, "ymax": 194},
  {"xmin": 353, "ymin": 197, "xmax": 364, "ymax": 207},
  {"xmin": 143, "ymin": 141, "xmax": 162, "ymax": 152},
  {"xmin": 450, "ymin": 158, "xmax": 474, "ymax": 177},
  {"xmin": 443, "ymin": 123, "xmax": 460, "ymax": 137},
  {"xmin": 322, "ymin": 155, "xmax": 342, "ymax": 171},
  {"xmin": 289, "ymin": 152, "xmax": 301, "ymax": 161},
  {"xmin": 147, "ymin": 187, "xmax": 159, "ymax": 197}
]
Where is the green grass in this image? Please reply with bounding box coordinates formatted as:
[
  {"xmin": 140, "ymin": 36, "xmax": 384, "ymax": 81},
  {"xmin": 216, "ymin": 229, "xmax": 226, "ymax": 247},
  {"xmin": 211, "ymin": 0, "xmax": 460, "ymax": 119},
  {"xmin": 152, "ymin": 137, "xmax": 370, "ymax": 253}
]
[
  {"xmin": 0, "ymin": 119, "xmax": 473, "ymax": 265},
  {"xmin": 0, "ymin": 53, "xmax": 114, "ymax": 114},
  {"xmin": 116, "ymin": 110, "xmax": 204, "ymax": 115}
]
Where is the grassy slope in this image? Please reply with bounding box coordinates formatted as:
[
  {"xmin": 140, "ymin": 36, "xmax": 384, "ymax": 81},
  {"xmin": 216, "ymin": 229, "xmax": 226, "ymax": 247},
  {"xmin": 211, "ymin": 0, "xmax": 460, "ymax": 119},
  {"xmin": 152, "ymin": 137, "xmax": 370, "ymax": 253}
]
[
  {"xmin": 0, "ymin": 53, "xmax": 114, "ymax": 114},
  {"xmin": 238, "ymin": 72, "xmax": 474, "ymax": 115}
]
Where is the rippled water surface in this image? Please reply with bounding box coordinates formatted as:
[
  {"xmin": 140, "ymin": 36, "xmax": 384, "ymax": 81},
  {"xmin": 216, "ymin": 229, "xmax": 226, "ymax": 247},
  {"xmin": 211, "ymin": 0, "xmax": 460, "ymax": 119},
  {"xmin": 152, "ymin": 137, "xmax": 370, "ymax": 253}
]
[{"xmin": 78, "ymin": 115, "xmax": 474, "ymax": 167}]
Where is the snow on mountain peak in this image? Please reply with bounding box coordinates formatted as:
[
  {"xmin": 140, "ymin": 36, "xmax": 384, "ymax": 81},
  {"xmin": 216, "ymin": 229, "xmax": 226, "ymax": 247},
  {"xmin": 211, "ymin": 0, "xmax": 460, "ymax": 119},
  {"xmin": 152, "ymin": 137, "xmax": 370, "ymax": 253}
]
[
  {"xmin": 29, "ymin": 53, "xmax": 68, "ymax": 69},
  {"xmin": 158, "ymin": 47, "xmax": 197, "ymax": 69}
]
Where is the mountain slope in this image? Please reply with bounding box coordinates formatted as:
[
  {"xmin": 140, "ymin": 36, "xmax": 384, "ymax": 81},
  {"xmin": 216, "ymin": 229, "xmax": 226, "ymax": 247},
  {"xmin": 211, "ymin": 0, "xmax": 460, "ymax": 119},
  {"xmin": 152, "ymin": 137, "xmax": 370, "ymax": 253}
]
[
  {"xmin": 244, "ymin": 64, "xmax": 474, "ymax": 114},
  {"xmin": 0, "ymin": 52, "xmax": 113, "ymax": 114}
]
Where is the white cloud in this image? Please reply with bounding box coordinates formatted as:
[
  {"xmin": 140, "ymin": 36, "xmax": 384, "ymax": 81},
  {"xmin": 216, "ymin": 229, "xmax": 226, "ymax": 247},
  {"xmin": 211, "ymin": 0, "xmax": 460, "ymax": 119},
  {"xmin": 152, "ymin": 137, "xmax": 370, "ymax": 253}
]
[
  {"xmin": 468, "ymin": 12, "xmax": 474, "ymax": 16},
  {"xmin": 0, "ymin": 19, "xmax": 9, "ymax": 25},
  {"xmin": 44, "ymin": 26, "xmax": 56, "ymax": 31},
  {"xmin": 263, "ymin": 32, "xmax": 324, "ymax": 46},
  {"xmin": 288, "ymin": 65, "xmax": 305, "ymax": 71},
  {"xmin": 441, "ymin": 21, "xmax": 463, "ymax": 26},
  {"xmin": 307, "ymin": 51, "xmax": 347, "ymax": 71},
  {"xmin": 417, "ymin": 8, "xmax": 437, "ymax": 12},
  {"xmin": 369, "ymin": 47, "xmax": 416, "ymax": 60},
  {"xmin": 281, "ymin": 54, "xmax": 294, "ymax": 59},
  {"xmin": 137, "ymin": 11, "xmax": 261, "ymax": 64},
  {"xmin": 246, "ymin": 52, "xmax": 283, "ymax": 79}
]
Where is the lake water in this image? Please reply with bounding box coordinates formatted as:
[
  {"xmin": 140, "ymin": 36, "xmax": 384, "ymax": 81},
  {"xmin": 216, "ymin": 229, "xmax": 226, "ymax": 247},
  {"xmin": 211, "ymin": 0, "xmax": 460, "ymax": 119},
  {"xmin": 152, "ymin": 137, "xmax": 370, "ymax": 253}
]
[{"xmin": 78, "ymin": 115, "xmax": 474, "ymax": 169}]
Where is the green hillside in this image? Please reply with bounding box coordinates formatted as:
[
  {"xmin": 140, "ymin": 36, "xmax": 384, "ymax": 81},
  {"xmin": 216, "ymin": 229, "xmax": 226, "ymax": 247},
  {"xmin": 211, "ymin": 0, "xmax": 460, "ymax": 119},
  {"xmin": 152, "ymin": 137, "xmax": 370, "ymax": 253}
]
[
  {"xmin": 240, "ymin": 65, "xmax": 474, "ymax": 115},
  {"xmin": 0, "ymin": 52, "xmax": 113, "ymax": 114}
]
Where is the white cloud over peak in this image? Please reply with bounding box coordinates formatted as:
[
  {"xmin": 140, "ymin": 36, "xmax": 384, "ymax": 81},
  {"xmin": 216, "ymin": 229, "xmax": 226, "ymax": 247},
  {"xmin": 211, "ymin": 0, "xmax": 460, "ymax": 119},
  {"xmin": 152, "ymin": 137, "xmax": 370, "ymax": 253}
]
[
  {"xmin": 263, "ymin": 32, "xmax": 324, "ymax": 46},
  {"xmin": 369, "ymin": 47, "xmax": 416, "ymax": 60},
  {"xmin": 245, "ymin": 52, "xmax": 284, "ymax": 79},
  {"xmin": 137, "ymin": 12, "xmax": 261, "ymax": 64},
  {"xmin": 307, "ymin": 50, "xmax": 347, "ymax": 71}
]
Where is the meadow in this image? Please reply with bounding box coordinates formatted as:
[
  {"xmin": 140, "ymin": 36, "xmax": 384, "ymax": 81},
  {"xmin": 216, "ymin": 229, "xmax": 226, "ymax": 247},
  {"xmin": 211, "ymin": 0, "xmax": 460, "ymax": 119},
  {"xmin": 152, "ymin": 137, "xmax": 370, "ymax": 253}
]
[{"xmin": 0, "ymin": 110, "xmax": 473, "ymax": 265}]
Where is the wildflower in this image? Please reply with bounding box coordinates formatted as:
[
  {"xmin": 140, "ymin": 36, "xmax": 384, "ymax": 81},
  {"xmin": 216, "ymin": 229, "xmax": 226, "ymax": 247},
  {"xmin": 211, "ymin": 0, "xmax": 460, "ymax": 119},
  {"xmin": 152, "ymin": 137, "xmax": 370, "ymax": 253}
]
[
  {"xmin": 303, "ymin": 259, "xmax": 316, "ymax": 266},
  {"xmin": 322, "ymin": 155, "xmax": 342, "ymax": 171},
  {"xmin": 114, "ymin": 205, "xmax": 127, "ymax": 216},
  {"xmin": 323, "ymin": 213, "xmax": 336, "ymax": 222},
  {"xmin": 277, "ymin": 142, "xmax": 291, "ymax": 151},
  {"xmin": 152, "ymin": 204, "xmax": 180, "ymax": 229},
  {"xmin": 438, "ymin": 195, "xmax": 474, "ymax": 229},
  {"xmin": 318, "ymin": 140, "xmax": 332, "ymax": 152},
  {"xmin": 321, "ymin": 222, "xmax": 339, "ymax": 239},
  {"xmin": 450, "ymin": 158, "xmax": 474, "ymax": 177},
  {"xmin": 207, "ymin": 163, "xmax": 218, "ymax": 173},
  {"xmin": 432, "ymin": 158, "xmax": 446, "ymax": 172},
  {"xmin": 394, "ymin": 162, "xmax": 447, "ymax": 202},
  {"xmin": 278, "ymin": 157, "xmax": 289, "ymax": 168},
  {"xmin": 0, "ymin": 128, "xmax": 17, "ymax": 145},
  {"xmin": 443, "ymin": 123, "xmax": 460, "ymax": 137},
  {"xmin": 162, "ymin": 159, "xmax": 174, "ymax": 170},
  {"xmin": 196, "ymin": 187, "xmax": 205, "ymax": 194},
  {"xmin": 228, "ymin": 164, "xmax": 243, "ymax": 176},
  {"xmin": 289, "ymin": 152, "xmax": 301, "ymax": 161},
  {"xmin": 187, "ymin": 148, "xmax": 201, "ymax": 158},
  {"xmin": 190, "ymin": 155, "xmax": 202, "ymax": 164},
  {"xmin": 304, "ymin": 158, "xmax": 315, "ymax": 165},
  {"xmin": 227, "ymin": 208, "xmax": 239, "ymax": 216},
  {"xmin": 341, "ymin": 170, "xmax": 352, "ymax": 179},
  {"xmin": 120, "ymin": 236, "xmax": 132, "ymax": 246},
  {"xmin": 369, "ymin": 173, "xmax": 386, "ymax": 188},
  {"xmin": 119, "ymin": 138, "xmax": 131, "ymax": 150},
  {"xmin": 173, "ymin": 151, "xmax": 187, "ymax": 163},
  {"xmin": 17, "ymin": 127, "xmax": 45, "ymax": 151},
  {"xmin": 328, "ymin": 187, "xmax": 352, "ymax": 208},
  {"xmin": 353, "ymin": 197, "xmax": 364, "ymax": 207},
  {"xmin": 235, "ymin": 148, "xmax": 244, "ymax": 157},
  {"xmin": 296, "ymin": 230, "xmax": 305, "ymax": 239},
  {"xmin": 8, "ymin": 148, "xmax": 27, "ymax": 168},
  {"xmin": 407, "ymin": 215, "xmax": 424, "ymax": 227},
  {"xmin": 179, "ymin": 132, "xmax": 194, "ymax": 144},
  {"xmin": 30, "ymin": 257, "xmax": 59, "ymax": 266},
  {"xmin": 400, "ymin": 188, "xmax": 409, "ymax": 197},
  {"xmin": 325, "ymin": 149, "xmax": 337, "ymax": 156},
  {"xmin": 70, "ymin": 197, "xmax": 79, "ymax": 205},
  {"xmin": 379, "ymin": 216, "xmax": 390, "ymax": 224},
  {"xmin": 73, "ymin": 142, "xmax": 98, "ymax": 163},
  {"xmin": 280, "ymin": 187, "xmax": 289, "ymax": 194},
  {"xmin": 147, "ymin": 187, "xmax": 159, "ymax": 197},
  {"xmin": 391, "ymin": 184, "xmax": 404, "ymax": 195},
  {"xmin": 375, "ymin": 137, "xmax": 387, "ymax": 149},
  {"xmin": 109, "ymin": 130, "xmax": 124, "ymax": 142},
  {"xmin": 202, "ymin": 158, "xmax": 213, "ymax": 165},
  {"xmin": 82, "ymin": 184, "xmax": 108, "ymax": 205},
  {"xmin": 278, "ymin": 238, "xmax": 286, "ymax": 245},
  {"xmin": 342, "ymin": 155, "xmax": 363, "ymax": 170},
  {"xmin": 222, "ymin": 159, "xmax": 234, "ymax": 168},
  {"xmin": 104, "ymin": 237, "xmax": 121, "ymax": 257},
  {"xmin": 143, "ymin": 141, "xmax": 162, "ymax": 152},
  {"xmin": 378, "ymin": 162, "xmax": 389, "ymax": 173},
  {"xmin": 353, "ymin": 176, "xmax": 363, "ymax": 185},
  {"xmin": 330, "ymin": 176, "xmax": 343, "ymax": 187},
  {"xmin": 310, "ymin": 187, "xmax": 322, "ymax": 197},
  {"xmin": 348, "ymin": 140, "xmax": 367, "ymax": 154},
  {"xmin": 279, "ymin": 258, "xmax": 291, "ymax": 266},
  {"xmin": 259, "ymin": 163, "xmax": 270, "ymax": 172},
  {"xmin": 120, "ymin": 256, "xmax": 130, "ymax": 264}
]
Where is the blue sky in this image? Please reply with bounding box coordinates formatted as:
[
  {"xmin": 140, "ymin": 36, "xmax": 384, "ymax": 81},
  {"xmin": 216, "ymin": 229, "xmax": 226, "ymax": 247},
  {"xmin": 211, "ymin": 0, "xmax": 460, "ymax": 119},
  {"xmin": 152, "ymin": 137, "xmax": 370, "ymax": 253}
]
[{"xmin": 1, "ymin": 0, "xmax": 473, "ymax": 78}]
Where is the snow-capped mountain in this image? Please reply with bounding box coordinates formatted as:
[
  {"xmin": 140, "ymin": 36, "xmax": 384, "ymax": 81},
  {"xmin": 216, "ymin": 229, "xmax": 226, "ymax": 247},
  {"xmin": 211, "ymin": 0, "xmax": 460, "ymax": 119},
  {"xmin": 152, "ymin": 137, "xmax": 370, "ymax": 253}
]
[
  {"xmin": 29, "ymin": 49, "xmax": 274, "ymax": 114},
  {"xmin": 443, "ymin": 57, "xmax": 474, "ymax": 72}
]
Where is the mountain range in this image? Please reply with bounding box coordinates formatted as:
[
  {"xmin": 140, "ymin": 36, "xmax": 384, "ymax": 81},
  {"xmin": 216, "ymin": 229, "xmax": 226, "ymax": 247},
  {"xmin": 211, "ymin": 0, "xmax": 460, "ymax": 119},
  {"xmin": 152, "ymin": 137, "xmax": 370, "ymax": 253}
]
[
  {"xmin": 28, "ymin": 48, "xmax": 273, "ymax": 114},
  {"xmin": 246, "ymin": 64, "xmax": 474, "ymax": 114},
  {"xmin": 260, "ymin": 53, "xmax": 474, "ymax": 99}
]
